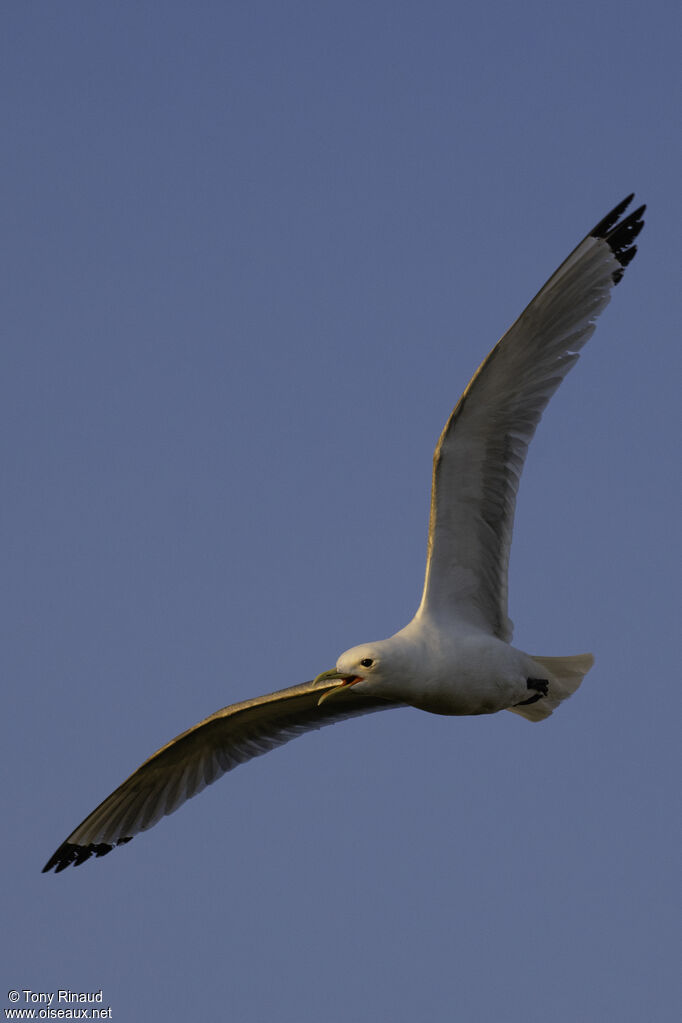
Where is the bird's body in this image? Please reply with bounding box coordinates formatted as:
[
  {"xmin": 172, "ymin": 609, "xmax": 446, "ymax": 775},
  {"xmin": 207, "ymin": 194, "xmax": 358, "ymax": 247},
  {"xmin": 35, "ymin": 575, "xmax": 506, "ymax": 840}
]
[
  {"xmin": 332, "ymin": 617, "xmax": 592, "ymax": 719},
  {"xmin": 43, "ymin": 195, "xmax": 645, "ymax": 873},
  {"xmin": 334, "ymin": 621, "xmax": 538, "ymax": 716}
]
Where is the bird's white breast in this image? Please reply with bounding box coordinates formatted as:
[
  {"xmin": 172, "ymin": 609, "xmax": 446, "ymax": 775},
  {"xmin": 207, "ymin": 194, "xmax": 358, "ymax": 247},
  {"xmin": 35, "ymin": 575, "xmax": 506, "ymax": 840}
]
[{"xmin": 357, "ymin": 616, "xmax": 534, "ymax": 716}]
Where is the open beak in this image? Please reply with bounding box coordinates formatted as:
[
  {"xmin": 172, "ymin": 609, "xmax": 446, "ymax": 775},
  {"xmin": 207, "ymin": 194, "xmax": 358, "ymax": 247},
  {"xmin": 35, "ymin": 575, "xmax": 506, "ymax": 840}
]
[{"xmin": 314, "ymin": 668, "xmax": 363, "ymax": 707}]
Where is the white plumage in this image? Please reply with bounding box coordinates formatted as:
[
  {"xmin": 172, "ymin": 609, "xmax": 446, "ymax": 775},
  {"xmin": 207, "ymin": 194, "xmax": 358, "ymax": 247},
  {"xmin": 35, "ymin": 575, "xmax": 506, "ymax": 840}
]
[{"xmin": 43, "ymin": 195, "xmax": 644, "ymax": 873}]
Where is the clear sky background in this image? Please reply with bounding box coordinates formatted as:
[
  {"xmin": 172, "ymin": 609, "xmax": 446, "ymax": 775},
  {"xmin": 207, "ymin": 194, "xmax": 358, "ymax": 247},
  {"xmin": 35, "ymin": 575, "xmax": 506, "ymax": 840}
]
[{"xmin": 3, "ymin": 3, "xmax": 680, "ymax": 1021}]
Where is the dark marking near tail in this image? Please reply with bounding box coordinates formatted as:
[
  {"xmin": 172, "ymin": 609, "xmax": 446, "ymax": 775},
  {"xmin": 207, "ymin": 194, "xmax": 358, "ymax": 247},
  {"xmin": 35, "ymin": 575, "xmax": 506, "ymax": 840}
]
[{"xmin": 515, "ymin": 678, "xmax": 549, "ymax": 707}]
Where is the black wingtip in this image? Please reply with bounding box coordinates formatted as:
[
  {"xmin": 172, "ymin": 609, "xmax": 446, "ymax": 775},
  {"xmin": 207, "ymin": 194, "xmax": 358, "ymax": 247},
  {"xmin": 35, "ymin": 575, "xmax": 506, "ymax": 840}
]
[
  {"xmin": 590, "ymin": 194, "xmax": 634, "ymax": 238},
  {"xmin": 42, "ymin": 836, "xmax": 133, "ymax": 874},
  {"xmin": 590, "ymin": 194, "xmax": 645, "ymax": 284}
]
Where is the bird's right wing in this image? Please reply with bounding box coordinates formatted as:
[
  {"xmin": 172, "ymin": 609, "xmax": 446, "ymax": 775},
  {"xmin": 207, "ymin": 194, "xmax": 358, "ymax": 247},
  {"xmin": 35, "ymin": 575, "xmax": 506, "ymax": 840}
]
[
  {"xmin": 419, "ymin": 195, "xmax": 645, "ymax": 640},
  {"xmin": 43, "ymin": 680, "xmax": 400, "ymax": 873}
]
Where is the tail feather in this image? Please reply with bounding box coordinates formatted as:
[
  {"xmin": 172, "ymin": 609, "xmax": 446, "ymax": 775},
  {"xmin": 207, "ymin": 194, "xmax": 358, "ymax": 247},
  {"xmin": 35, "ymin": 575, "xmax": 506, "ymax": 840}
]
[{"xmin": 509, "ymin": 653, "xmax": 594, "ymax": 722}]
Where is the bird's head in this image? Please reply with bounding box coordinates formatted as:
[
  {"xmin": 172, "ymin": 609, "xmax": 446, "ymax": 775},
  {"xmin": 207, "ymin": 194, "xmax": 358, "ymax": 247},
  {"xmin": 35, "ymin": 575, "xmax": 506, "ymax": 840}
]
[{"xmin": 314, "ymin": 642, "xmax": 390, "ymax": 706}]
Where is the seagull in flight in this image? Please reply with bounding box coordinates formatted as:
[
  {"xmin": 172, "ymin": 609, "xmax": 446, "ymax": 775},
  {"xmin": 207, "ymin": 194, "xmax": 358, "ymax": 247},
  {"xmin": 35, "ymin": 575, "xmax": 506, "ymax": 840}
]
[{"xmin": 43, "ymin": 195, "xmax": 645, "ymax": 873}]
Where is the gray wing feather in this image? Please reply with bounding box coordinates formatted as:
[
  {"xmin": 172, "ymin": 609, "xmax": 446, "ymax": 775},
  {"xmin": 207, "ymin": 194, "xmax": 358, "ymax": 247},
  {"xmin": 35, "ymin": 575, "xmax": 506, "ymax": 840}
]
[{"xmin": 43, "ymin": 680, "xmax": 399, "ymax": 872}]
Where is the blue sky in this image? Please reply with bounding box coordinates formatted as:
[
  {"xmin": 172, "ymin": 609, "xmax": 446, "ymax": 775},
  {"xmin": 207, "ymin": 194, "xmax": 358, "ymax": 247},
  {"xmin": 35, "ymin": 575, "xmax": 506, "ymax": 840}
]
[{"xmin": 3, "ymin": 2, "xmax": 680, "ymax": 1020}]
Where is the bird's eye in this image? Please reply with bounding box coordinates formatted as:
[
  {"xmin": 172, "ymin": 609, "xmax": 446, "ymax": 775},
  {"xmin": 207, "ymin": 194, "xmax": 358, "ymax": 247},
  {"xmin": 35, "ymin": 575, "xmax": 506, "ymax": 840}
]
[{"xmin": 360, "ymin": 658, "xmax": 374, "ymax": 668}]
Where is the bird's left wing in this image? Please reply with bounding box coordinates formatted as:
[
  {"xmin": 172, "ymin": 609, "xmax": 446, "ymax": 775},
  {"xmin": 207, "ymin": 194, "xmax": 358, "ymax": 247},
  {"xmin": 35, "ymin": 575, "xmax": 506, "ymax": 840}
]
[
  {"xmin": 419, "ymin": 195, "xmax": 645, "ymax": 640},
  {"xmin": 43, "ymin": 680, "xmax": 400, "ymax": 873}
]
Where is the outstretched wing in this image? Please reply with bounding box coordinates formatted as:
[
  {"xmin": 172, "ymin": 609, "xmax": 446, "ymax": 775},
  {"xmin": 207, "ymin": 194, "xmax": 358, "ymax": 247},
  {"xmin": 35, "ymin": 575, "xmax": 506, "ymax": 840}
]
[
  {"xmin": 418, "ymin": 195, "xmax": 645, "ymax": 640},
  {"xmin": 43, "ymin": 680, "xmax": 400, "ymax": 873}
]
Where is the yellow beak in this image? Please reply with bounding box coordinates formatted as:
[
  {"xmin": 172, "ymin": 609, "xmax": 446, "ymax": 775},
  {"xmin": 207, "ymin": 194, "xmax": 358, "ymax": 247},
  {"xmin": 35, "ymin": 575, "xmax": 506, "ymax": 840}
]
[{"xmin": 314, "ymin": 668, "xmax": 359, "ymax": 707}]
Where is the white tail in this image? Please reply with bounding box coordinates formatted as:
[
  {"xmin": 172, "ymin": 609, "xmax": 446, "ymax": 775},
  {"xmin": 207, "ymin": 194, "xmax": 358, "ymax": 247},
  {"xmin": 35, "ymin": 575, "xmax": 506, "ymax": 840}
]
[{"xmin": 509, "ymin": 653, "xmax": 595, "ymax": 722}]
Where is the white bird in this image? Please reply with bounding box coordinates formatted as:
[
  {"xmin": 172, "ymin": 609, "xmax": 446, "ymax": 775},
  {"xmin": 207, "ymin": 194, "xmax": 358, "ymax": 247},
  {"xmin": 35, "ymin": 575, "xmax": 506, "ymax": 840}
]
[{"xmin": 43, "ymin": 195, "xmax": 645, "ymax": 873}]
